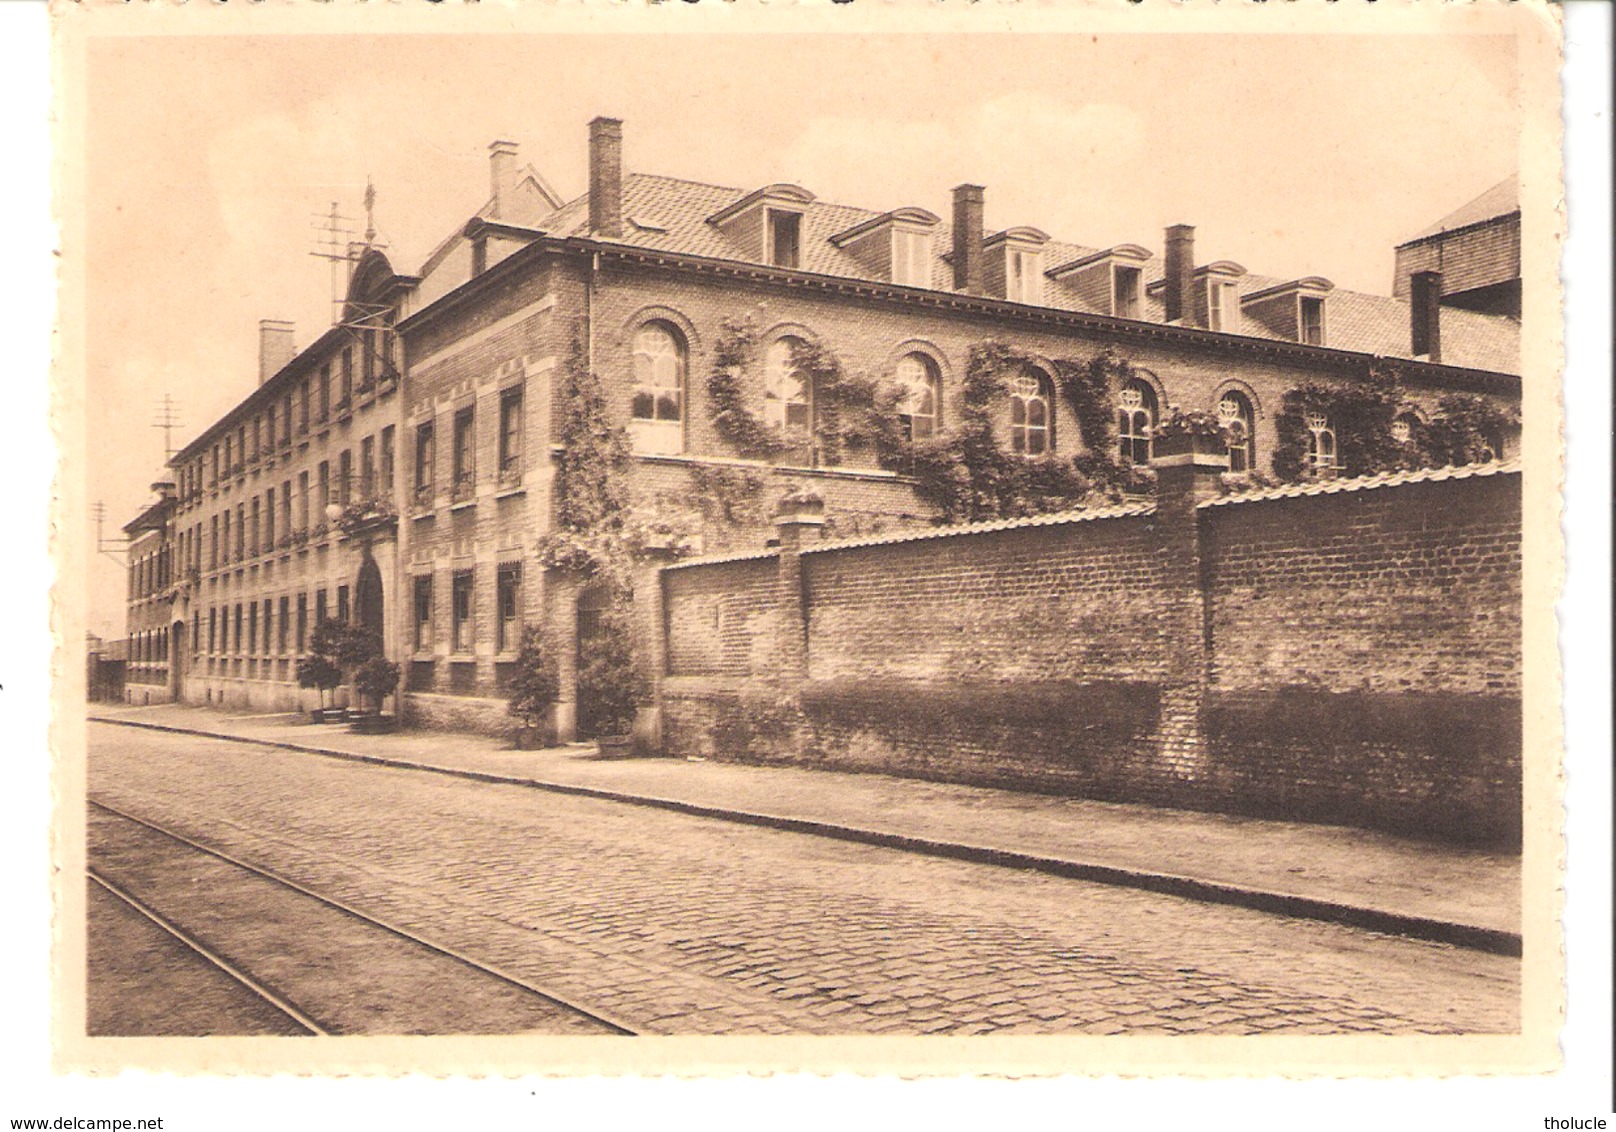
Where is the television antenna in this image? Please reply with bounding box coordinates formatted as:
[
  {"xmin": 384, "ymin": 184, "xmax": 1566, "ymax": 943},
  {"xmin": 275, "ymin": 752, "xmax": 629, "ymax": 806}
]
[{"xmin": 151, "ymin": 394, "xmax": 182, "ymax": 460}]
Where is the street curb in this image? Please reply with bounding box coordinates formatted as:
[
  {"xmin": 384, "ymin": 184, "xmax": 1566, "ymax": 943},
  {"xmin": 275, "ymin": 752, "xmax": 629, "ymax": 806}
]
[{"xmin": 89, "ymin": 716, "xmax": 1523, "ymax": 958}]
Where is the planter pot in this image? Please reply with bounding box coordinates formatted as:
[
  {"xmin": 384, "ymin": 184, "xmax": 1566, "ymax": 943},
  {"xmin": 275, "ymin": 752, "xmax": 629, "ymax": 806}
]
[
  {"xmin": 349, "ymin": 713, "xmax": 397, "ymax": 735},
  {"xmin": 593, "ymin": 734, "xmax": 634, "ymax": 759},
  {"xmin": 512, "ymin": 725, "xmax": 550, "ymax": 751}
]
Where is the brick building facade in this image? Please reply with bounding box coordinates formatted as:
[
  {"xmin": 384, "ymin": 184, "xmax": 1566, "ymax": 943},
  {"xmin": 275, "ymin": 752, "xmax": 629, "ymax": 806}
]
[{"xmin": 125, "ymin": 117, "xmax": 1523, "ymax": 745}]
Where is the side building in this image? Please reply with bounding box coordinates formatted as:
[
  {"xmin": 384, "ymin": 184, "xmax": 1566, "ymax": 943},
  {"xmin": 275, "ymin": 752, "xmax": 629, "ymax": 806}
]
[{"xmin": 126, "ymin": 118, "xmax": 1523, "ymax": 735}]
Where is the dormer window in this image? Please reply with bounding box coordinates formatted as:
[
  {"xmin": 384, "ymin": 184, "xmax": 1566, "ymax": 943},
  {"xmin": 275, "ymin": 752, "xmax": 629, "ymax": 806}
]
[
  {"xmin": 1207, "ymin": 279, "xmax": 1241, "ymax": 331},
  {"xmin": 1007, "ymin": 247, "xmax": 1043, "ymax": 305},
  {"xmin": 768, "ymin": 210, "xmax": 802, "ymax": 269},
  {"xmin": 1300, "ymin": 296, "xmax": 1325, "ymax": 345},
  {"xmin": 892, "ymin": 229, "xmax": 931, "ymax": 287},
  {"xmin": 1046, "ymin": 244, "xmax": 1149, "ymax": 318},
  {"xmin": 985, "ymin": 227, "xmax": 1050, "ymax": 305},
  {"xmin": 830, "ymin": 207, "xmax": 940, "ymax": 287},
  {"xmin": 1240, "ymin": 277, "xmax": 1334, "ymax": 345},
  {"xmin": 708, "ymin": 184, "xmax": 816, "ymax": 270},
  {"xmin": 1115, "ymin": 265, "xmax": 1143, "ymax": 319}
]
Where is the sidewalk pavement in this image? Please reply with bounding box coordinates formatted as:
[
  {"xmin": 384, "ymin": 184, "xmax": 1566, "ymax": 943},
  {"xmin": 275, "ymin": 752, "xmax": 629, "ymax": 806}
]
[{"xmin": 86, "ymin": 702, "xmax": 1521, "ymax": 954}]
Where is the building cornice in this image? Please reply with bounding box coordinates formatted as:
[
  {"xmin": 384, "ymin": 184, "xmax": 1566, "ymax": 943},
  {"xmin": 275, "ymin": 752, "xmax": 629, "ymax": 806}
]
[{"xmin": 396, "ymin": 232, "xmax": 1520, "ymax": 395}]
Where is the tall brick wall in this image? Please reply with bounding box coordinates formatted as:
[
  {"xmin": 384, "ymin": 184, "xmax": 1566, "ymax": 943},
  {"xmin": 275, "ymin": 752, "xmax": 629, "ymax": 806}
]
[
  {"xmin": 1199, "ymin": 474, "xmax": 1522, "ymax": 842},
  {"xmin": 657, "ymin": 466, "xmax": 1522, "ymax": 846}
]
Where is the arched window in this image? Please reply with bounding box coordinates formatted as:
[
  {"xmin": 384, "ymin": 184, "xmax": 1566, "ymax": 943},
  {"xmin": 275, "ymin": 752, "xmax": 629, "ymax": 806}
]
[
  {"xmin": 1218, "ymin": 391, "xmax": 1256, "ymax": 473},
  {"xmin": 764, "ymin": 336, "xmax": 811, "ymax": 436},
  {"xmin": 895, "ymin": 353, "xmax": 941, "ymax": 441},
  {"xmin": 1118, "ymin": 379, "xmax": 1158, "ymax": 464},
  {"xmin": 1009, "ymin": 368, "xmax": 1053, "ymax": 455},
  {"xmin": 630, "ymin": 322, "xmax": 686, "ymax": 455},
  {"xmin": 1305, "ymin": 411, "xmax": 1338, "ymax": 478}
]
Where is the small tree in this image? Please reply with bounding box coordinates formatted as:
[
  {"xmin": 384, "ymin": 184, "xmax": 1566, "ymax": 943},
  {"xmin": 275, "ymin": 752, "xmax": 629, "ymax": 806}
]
[
  {"xmin": 506, "ymin": 626, "xmax": 560, "ymax": 735},
  {"xmin": 353, "ymin": 655, "xmax": 401, "ymax": 715},
  {"xmin": 295, "ymin": 653, "xmax": 342, "ymax": 710}
]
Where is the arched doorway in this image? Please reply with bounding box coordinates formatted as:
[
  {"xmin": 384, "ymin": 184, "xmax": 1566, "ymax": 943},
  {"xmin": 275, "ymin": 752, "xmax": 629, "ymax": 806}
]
[
  {"xmin": 356, "ymin": 555, "xmax": 384, "ymax": 634},
  {"xmin": 169, "ymin": 620, "xmax": 185, "ymax": 700}
]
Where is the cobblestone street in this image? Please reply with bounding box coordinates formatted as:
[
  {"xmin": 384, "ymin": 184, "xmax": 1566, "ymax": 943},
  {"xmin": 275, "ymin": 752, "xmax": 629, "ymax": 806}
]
[{"xmin": 88, "ymin": 722, "xmax": 1520, "ymax": 1036}]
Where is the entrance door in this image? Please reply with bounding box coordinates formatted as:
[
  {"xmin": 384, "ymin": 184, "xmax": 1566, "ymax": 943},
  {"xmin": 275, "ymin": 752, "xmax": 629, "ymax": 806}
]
[
  {"xmin": 356, "ymin": 556, "xmax": 384, "ymax": 634},
  {"xmin": 169, "ymin": 620, "xmax": 185, "ymax": 700}
]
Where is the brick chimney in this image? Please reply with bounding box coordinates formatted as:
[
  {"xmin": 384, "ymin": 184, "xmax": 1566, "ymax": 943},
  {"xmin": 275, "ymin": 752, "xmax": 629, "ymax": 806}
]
[
  {"xmin": 951, "ymin": 184, "xmax": 985, "ymax": 296},
  {"xmin": 258, "ymin": 320, "xmax": 296, "ymax": 386},
  {"xmin": 1164, "ymin": 224, "xmax": 1197, "ymax": 326},
  {"xmin": 1411, "ymin": 270, "xmax": 1443, "ymax": 362},
  {"xmin": 488, "ymin": 140, "xmax": 518, "ymax": 221},
  {"xmin": 588, "ymin": 116, "xmax": 624, "ymax": 239}
]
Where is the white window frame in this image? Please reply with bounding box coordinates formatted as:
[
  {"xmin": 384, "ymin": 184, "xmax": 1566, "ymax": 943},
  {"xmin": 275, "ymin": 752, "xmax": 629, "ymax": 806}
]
[
  {"xmin": 891, "ymin": 228, "xmax": 932, "ymax": 287},
  {"xmin": 764, "ymin": 337, "xmax": 812, "ymax": 436},
  {"xmin": 629, "ymin": 323, "xmax": 685, "ymax": 455}
]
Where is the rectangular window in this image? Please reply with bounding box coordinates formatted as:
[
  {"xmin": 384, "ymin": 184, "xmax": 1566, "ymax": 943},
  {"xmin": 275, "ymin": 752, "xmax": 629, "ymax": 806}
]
[
  {"xmin": 297, "ymin": 471, "xmax": 310, "ymax": 532},
  {"xmin": 498, "ymin": 387, "xmax": 523, "ymax": 474},
  {"xmin": 360, "ymin": 435, "xmax": 376, "ymax": 499},
  {"xmin": 415, "ymin": 421, "xmax": 436, "ymax": 497},
  {"xmin": 251, "ymin": 417, "xmax": 261, "ymax": 460},
  {"xmin": 452, "ymin": 408, "xmax": 475, "ymax": 497},
  {"xmin": 208, "ymin": 608, "xmax": 217, "ymax": 653},
  {"xmin": 1007, "ymin": 248, "xmax": 1044, "ymax": 305},
  {"xmin": 338, "ymin": 449, "xmax": 353, "ymax": 506},
  {"xmin": 222, "ymin": 436, "xmax": 232, "ymax": 476},
  {"xmin": 221, "ymin": 509, "xmax": 231, "ymax": 563},
  {"xmin": 281, "ymin": 479, "xmax": 292, "ymax": 540},
  {"xmin": 262, "ymin": 599, "xmax": 273, "ymax": 656},
  {"xmin": 282, "ymin": 393, "xmax": 293, "ymax": 444},
  {"xmin": 339, "ymin": 348, "xmax": 353, "ymax": 407},
  {"xmin": 235, "ymin": 604, "xmax": 245, "ymax": 654},
  {"xmin": 413, "ymin": 575, "xmax": 433, "ymax": 652},
  {"xmin": 237, "ymin": 426, "xmax": 247, "ymax": 470},
  {"xmin": 336, "ymin": 585, "xmax": 350, "ymax": 624},
  {"xmin": 248, "ymin": 601, "xmax": 258, "ymax": 654},
  {"xmin": 451, "ymin": 570, "xmax": 473, "ymax": 652},
  {"xmin": 314, "ymin": 589, "xmax": 327, "ymax": 627},
  {"xmin": 278, "ymin": 596, "xmax": 290, "ymax": 653},
  {"xmin": 318, "ymin": 364, "xmax": 331, "ymax": 421},
  {"xmin": 296, "ymin": 593, "xmax": 308, "ymax": 651},
  {"xmin": 1114, "ymin": 265, "xmax": 1142, "ymax": 320},
  {"xmin": 379, "ymin": 426, "xmax": 395, "ymax": 499},
  {"xmin": 1300, "ymin": 296, "xmax": 1325, "ymax": 345},
  {"xmin": 263, "ymin": 488, "xmax": 275, "ymax": 549},
  {"xmin": 891, "ymin": 228, "xmax": 931, "ymax": 287},
  {"xmin": 318, "ymin": 461, "xmax": 330, "ymax": 512},
  {"xmin": 266, "ymin": 405, "xmax": 276, "ymax": 450},
  {"xmin": 1208, "ymin": 280, "xmax": 1241, "ymax": 332},
  {"xmin": 210, "ymin": 515, "xmax": 218, "ymax": 569},
  {"xmin": 299, "ymin": 378, "xmax": 311, "ymax": 432},
  {"xmin": 767, "ymin": 210, "xmax": 801, "ymax": 269},
  {"xmin": 361, "ymin": 331, "xmax": 375, "ymax": 389},
  {"xmin": 496, "ymin": 565, "xmax": 520, "ymax": 653}
]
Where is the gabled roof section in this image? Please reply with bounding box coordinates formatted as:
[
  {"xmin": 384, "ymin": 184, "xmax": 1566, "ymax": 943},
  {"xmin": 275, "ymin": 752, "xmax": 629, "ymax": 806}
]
[
  {"xmin": 829, "ymin": 207, "xmax": 941, "ymax": 247},
  {"xmin": 984, "ymin": 226, "xmax": 1051, "ymax": 248},
  {"xmin": 1046, "ymin": 244, "xmax": 1151, "ymax": 279},
  {"xmin": 707, "ymin": 183, "xmax": 817, "ymax": 226},
  {"xmin": 1402, "ymin": 177, "xmax": 1519, "ymax": 244}
]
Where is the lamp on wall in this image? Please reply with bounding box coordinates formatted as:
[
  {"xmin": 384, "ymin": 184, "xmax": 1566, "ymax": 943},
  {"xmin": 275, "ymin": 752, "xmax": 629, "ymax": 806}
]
[{"xmin": 325, "ymin": 503, "xmax": 343, "ymax": 523}]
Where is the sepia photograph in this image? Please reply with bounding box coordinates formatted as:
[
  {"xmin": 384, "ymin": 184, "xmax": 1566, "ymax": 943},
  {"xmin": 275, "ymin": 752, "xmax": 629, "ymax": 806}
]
[{"xmin": 46, "ymin": 0, "xmax": 1573, "ymax": 1085}]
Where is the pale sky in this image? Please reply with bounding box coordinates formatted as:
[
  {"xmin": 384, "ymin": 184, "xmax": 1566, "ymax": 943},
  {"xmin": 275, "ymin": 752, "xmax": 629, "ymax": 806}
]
[{"xmin": 83, "ymin": 30, "xmax": 1520, "ymax": 636}]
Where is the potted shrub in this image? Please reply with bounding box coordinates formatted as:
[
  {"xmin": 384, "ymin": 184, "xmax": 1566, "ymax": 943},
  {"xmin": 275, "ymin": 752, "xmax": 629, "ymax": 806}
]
[
  {"xmin": 296, "ymin": 651, "xmax": 344, "ymax": 722},
  {"xmin": 352, "ymin": 655, "xmax": 401, "ymax": 733},
  {"xmin": 505, "ymin": 626, "xmax": 559, "ymax": 750}
]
